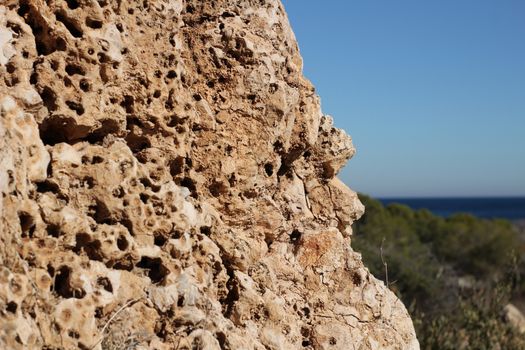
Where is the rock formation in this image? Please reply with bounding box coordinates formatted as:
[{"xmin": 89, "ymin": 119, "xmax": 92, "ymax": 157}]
[{"xmin": 0, "ymin": 0, "xmax": 418, "ymax": 349}]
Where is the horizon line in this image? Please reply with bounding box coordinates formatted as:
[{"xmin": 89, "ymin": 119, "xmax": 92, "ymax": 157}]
[{"xmin": 373, "ymin": 195, "xmax": 525, "ymax": 199}]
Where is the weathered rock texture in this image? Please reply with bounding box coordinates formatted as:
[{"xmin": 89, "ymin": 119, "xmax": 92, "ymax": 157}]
[{"xmin": 0, "ymin": 1, "xmax": 418, "ymax": 349}]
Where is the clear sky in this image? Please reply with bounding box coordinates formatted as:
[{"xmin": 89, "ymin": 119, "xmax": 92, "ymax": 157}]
[{"xmin": 282, "ymin": 0, "xmax": 525, "ymax": 198}]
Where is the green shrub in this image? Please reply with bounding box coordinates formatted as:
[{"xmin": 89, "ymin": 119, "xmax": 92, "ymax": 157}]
[{"xmin": 352, "ymin": 194, "xmax": 525, "ymax": 348}]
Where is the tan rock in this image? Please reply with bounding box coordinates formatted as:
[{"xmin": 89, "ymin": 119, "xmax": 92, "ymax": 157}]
[
  {"xmin": 0, "ymin": 1, "xmax": 418, "ymax": 349},
  {"xmin": 504, "ymin": 303, "xmax": 525, "ymax": 334}
]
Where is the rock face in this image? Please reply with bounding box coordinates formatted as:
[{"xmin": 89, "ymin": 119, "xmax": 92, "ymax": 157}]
[{"xmin": 0, "ymin": 1, "xmax": 418, "ymax": 349}]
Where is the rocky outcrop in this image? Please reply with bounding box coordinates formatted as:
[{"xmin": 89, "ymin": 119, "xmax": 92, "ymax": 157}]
[{"xmin": 0, "ymin": 1, "xmax": 418, "ymax": 349}]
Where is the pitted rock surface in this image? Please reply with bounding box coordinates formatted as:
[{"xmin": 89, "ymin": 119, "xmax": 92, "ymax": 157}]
[{"xmin": 0, "ymin": 1, "xmax": 419, "ymax": 349}]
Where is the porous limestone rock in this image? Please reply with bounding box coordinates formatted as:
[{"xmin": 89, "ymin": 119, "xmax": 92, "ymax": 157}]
[{"xmin": 0, "ymin": 1, "xmax": 419, "ymax": 349}]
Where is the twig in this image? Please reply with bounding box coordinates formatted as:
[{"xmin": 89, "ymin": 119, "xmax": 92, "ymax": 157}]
[
  {"xmin": 90, "ymin": 298, "xmax": 140, "ymax": 350},
  {"xmin": 380, "ymin": 238, "xmax": 389, "ymax": 288}
]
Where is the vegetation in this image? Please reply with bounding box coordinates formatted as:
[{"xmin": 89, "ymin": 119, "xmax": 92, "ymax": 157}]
[{"xmin": 352, "ymin": 194, "xmax": 525, "ymax": 349}]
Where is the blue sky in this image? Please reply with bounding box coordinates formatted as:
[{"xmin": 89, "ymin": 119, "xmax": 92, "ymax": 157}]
[{"xmin": 282, "ymin": 0, "xmax": 525, "ymax": 197}]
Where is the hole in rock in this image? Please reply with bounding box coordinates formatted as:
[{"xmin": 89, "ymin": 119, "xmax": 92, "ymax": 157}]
[
  {"xmin": 96, "ymin": 277, "xmax": 113, "ymax": 293},
  {"xmin": 39, "ymin": 116, "xmax": 80, "ymax": 145},
  {"xmin": 247, "ymin": 94, "xmax": 256, "ymax": 103},
  {"xmin": 228, "ymin": 174, "xmax": 236, "ymax": 187},
  {"xmin": 54, "ymin": 266, "xmax": 86, "ymax": 299},
  {"xmin": 6, "ymin": 63, "xmax": 16, "ymax": 73},
  {"xmin": 65, "ymin": 100, "xmax": 84, "ymax": 115},
  {"xmin": 112, "ymin": 186, "xmax": 125, "ymax": 198},
  {"xmin": 221, "ymin": 11, "xmax": 235, "ymax": 18},
  {"xmin": 47, "ymin": 264, "xmax": 55, "ymax": 277},
  {"xmin": 200, "ymin": 226, "xmax": 211, "ymax": 236},
  {"xmin": 221, "ymin": 265, "xmax": 239, "ymax": 317},
  {"xmin": 19, "ymin": 3, "xmax": 65, "ymax": 55},
  {"xmin": 91, "ymin": 156, "xmax": 104, "ymax": 164},
  {"xmin": 97, "ymin": 52, "xmax": 108, "ymax": 63},
  {"xmin": 63, "ymin": 76, "xmax": 72, "ymax": 87},
  {"xmin": 125, "ymin": 134, "xmax": 151, "ymax": 153},
  {"xmin": 40, "ymin": 86, "xmax": 58, "ymax": 112},
  {"xmin": 18, "ymin": 212, "xmax": 35, "ymax": 238},
  {"xmin": 169, "ymin": 156, "xmax": 184, "ymax": 177},
  {"xmin": 153, "ymin": 233, "xmax": 167, "ymax": 247},
  {"xmin": 165, "ymin": 90, "xmax": 176, "ymax": 110},
  {"xmin": 65, "ymin": 63, "xmax": 85, "ymax": 76},
  {"xmin": 302, "ymin": 307, "xmax": 311, "ymax": 318},
  {"xmin": 166, "ymin": 70, "xmax": 177, "ymax": 79},
  {"xmin": 352, "ymin": 272, "xmax": 362, "ymax": 286},
  {"xmin": 277, "ymin": 163, "xmax": 291, "ymax": 177},
  {"xmin": 176, "ymin": 177, "xmax": 197, "ymax": 198},
  {"xmin": 116, "ymin": 235, "xmax": 129, "ymax": 251},
  {"xmin": 66, "ymin": 0, "xmax": 79, "ymax": 9},
  {"xmin": 171, "ymin": 230, "xmax": 183, "ymax": 239},
  {"xmin": 139, "ymin": 191, "xmax": 149, "ymax": 205},
  {"xmin": 167, "ymin": 114, "xmax": 185, "ymax": 128},
  {"xmin": 290, "ymin": 230, "xmax": 302, "ymax": 243},
  {"xmin": 322, "ymin": 163, "xmax": 335, "ymax": 179},
  {"xmin": 74, "ymin": 233, "xmax": 103, "ymax": 261},
  {"xmin": 46, "ymin": 223, "xmax": 61, "ymax": 238},
  {"xmin": 273, "ymin": 140, "xmax": 283, "ymax": 153},
  {"xmin": 264, "ymin": 163, "xmax": 274, "ymax": 176},
  {"xmin": 120, "ymin": 95, "xmax": 134, "ymax": 114},
  {"xmin": 79, "ymin": 79, "xmax": 90, "ymax": 91},
  {"xmin": 121, "ymin": 218, "xmax": 134, "ymax": 236},
  {"xmin": 216, "ymin": 332, "xmax": 227, "ymax": 350},
  {"xmin": 87, "ymin": 200, "xmax": 112, "ymax": 225},
  {"xmin": 68, "ymin": 330, "xmax": 80, "ymax": 339},
  {"xmin": 6, "ymin": 302, "xmax": 17, "ymax": 314},
  {"xmin": 56, "ymin": 37, "xmax": 67, "ymax": 51},
  {"xmin": 139, "ymin": 177, "xmax": 160, "ymax": 192},
  {"xmin": 86, "ymin": 119, "xmax": 120, "ymax": 144},
  {"xmin": 18, "ymin": 3, "xmax": 30, "ymax": 17},
  {"xmin": 209, "ymin": 181, "xmax": 227, "ymax": 197},
  {"xmin": 136, "ymin": 257, "xmax": 168, "ymax": 284},
  {"xmin": 30, "ymin": 72, "xmax": 38, "ymax": 84},
  {"xmin": 36, "ymin": 180, "xmax": 59, "ymax": 194},
  {"xmin": 191, "ymin": 123, "xmax": 202, "ymax": 132},
  {"xmin": 83, "ymin": 177, "xmax": 95, "ymax": 189},
  {"xmin": 86, "ymin": 18, "xmax": 103, "ymax": 29},
  {"xmin": 110, "ymin": 255, "xmax": 135, "ymax": 271}
]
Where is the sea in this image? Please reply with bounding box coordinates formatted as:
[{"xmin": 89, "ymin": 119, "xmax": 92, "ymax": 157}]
[{"xmin": 379, "ymin": 197, "xmax": 525, "ymax": 221}]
